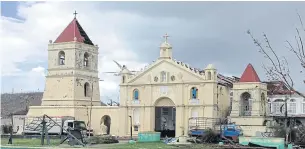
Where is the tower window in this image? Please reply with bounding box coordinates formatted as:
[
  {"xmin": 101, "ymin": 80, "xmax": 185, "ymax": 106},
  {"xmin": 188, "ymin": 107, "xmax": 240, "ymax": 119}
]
[
  {"xmin": 207, "ymin": 71, "xmax": 211, "ymax": 80},
  {"xmin": 191, "ymin": 87, "xmax": 198, "ymax": 99},
  {"xmin": 58, "ymin": 51, "xmax": 65, "ymax": 65},
  {"xmin": 122, "ymin": 76, "xmax": 126, "ymax": 83},
  {"xmin": 84, "ymin": 82, "xmax": 90, "ymax": 97},
  {"xmin": 84, "ymin": 52, "xmax": 89, "ymax": 67}
]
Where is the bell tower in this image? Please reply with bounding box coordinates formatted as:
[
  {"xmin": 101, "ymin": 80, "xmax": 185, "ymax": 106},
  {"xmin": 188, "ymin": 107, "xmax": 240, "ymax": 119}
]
[
  {"xmin": 229, "ymin": 63, "xmax": 268, "ymax": 136},
  {"xmin": 230, "ymin": 64, "xmax": 267, "ymax": 117},
  {"xmin": 159, "ymin": 33, "xmax": 172, "ymax": 59},
  {"xmin": 41, "ymin": 12, "xmax": 101, "ymax": 106}
]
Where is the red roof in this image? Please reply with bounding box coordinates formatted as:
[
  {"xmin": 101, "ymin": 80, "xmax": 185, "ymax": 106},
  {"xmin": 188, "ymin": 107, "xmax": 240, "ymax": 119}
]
[
  {"xmin": 54, "ymin": 18, "xmax": 93, "ymax": 45},
  {"xmin": 239, "ymin": 63, "xmax": 261, "ymax": 82}
]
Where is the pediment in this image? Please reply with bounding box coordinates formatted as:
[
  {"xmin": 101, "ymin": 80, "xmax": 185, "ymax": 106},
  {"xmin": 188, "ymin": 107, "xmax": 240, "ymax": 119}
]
[{"xmin": 127, "ymin": 59, "xmax": 205, "ymax": 84}]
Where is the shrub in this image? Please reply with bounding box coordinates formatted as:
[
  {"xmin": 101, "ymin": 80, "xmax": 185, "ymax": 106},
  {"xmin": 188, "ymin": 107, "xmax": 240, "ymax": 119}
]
[
  {"xmin": 88, "ymin": 135, "xmax": 119, "ymax": 144},
  {"xmin": 1, "ymin": 125, "xmax": 13, "ymax": 134}
]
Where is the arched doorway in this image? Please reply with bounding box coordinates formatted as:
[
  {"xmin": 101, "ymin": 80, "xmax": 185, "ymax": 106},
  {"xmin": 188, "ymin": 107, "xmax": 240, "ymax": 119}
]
[
  {"xmin": 100, "ymin": 115, "xmax": 111, "ymax": 135},
  {"xmin": 154, "ymin": 97, "xmax": 176, "ymax": 137}
]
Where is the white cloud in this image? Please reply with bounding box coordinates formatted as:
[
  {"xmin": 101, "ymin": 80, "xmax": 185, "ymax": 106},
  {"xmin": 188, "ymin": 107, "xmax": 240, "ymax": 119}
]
[
  {"xmin": 1, "ymin": 2, "xmax": 151, "ymax": 101},
  {"xmin": 31, "ymin": 66, "xmax": 46, "ymax": 76}
]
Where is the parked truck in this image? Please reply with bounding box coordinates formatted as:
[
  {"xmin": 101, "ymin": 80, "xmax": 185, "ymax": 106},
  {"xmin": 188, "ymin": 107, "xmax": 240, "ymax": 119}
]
[
  {"xmin": 23, "ymin": 116, "xmax": 88, "ymax": 136},
  {"xmin": 188, "ymin": 117, "xmax": 242, "ymax": 142}
]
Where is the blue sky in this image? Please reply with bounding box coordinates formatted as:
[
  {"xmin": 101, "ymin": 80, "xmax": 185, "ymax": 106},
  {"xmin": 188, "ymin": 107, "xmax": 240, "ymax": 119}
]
[
  {"xmin": 2, "ymin": 2, "xmax": 18, "ymax": 18},
  {"xmin": 1, "ymin": 1, "xmax": 304, "ymax": 101}
]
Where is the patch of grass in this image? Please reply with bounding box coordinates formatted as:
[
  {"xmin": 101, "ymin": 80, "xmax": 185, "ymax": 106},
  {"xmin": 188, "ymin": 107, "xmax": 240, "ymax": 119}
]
[
  {"xmin": 1, "ymin": 138, "xmax": 61, "ymax": 146},
  {"xmin": 109, "ymin": 142, "xmax": 214, "ymax": 149},
  {"xmin": 1, "ymin": 139, "xmax": 216, "ymax": 149}
]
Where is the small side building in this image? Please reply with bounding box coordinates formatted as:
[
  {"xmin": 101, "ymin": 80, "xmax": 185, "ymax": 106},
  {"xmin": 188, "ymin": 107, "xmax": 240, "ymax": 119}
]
[
  {"xmin": 229, "ymin": 64, "xmax": 269, "ymax": 136},
  {"xmin": 266, "ymin": 81, "xmax": 305, "ymax": 126}
]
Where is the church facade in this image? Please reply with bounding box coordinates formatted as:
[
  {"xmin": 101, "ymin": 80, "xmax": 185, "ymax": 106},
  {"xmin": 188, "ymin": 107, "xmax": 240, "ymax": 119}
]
[{"xmin": 27, "ymin": 15, "xmax": 268, "ymax": 137}]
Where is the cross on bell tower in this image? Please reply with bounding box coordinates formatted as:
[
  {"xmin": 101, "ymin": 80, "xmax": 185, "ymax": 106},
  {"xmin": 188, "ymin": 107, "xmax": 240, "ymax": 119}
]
[
  {"xmin": 73, "ymin": 10, "xmax": 78, "ymax": 18},
  {"xmin": 163, "ymin": 33, "xmax": 170, "ymax": 43}
]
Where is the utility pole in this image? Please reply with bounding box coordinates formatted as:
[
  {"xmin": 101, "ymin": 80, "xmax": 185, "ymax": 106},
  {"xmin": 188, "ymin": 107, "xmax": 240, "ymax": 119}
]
[
  {"xmin": 8, "ymin": 113, "xmax": 13, "ymax": 144},
  {"xmin": 284, "ymin": 96, "xmax": 288, "ymax": 145},
  {"xmin": 129, "ymin": 116, "xmax": 132, "ymax": 140},
  {"xmin": 88, "ymin": 80, "xmax": 94, "ymax": 140},
  {"xmin": 88, "ymin": 79, "xmax": 103, "ymax": 139}
]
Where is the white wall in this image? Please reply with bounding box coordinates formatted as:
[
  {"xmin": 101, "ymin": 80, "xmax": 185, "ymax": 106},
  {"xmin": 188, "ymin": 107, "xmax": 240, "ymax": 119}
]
[{"xmin": 267, "ymin": 94, "xmax": 305, "ymax": 116}]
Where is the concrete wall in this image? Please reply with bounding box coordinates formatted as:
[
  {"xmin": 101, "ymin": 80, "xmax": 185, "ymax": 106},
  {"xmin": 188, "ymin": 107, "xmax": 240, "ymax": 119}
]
[{"xmin": 27, "ymin": 106, "xmax": 125, "ymax": 136}]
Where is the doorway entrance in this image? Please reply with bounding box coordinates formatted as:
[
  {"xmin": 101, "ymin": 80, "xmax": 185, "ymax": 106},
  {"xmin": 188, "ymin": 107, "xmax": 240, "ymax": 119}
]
[{"xmin": 155, "ymin": 107, "xmax": 176, "ymax": 137}]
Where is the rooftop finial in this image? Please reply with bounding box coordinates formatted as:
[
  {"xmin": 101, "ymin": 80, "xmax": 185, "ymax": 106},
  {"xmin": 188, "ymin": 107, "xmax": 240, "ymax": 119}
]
[
  {"xmin": 73, "ymin": 10, "xmax": 78, "ymax": 19},
  {"xmin": 163, "ymin": 33, "xmax": 169, "ymax": 43}
]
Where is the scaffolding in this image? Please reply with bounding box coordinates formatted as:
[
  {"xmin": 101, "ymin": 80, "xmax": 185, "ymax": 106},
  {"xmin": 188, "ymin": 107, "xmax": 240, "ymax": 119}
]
[
  {"xmin": 23, "ymin": 115, "xmax": 86, "ymax": 147},
  {"xmin": 24, "ymin": 116, "xmax": 74, "ymax": 135},
  {"xmin": 188, "ymin": 117, "xmax": 226, "ymax": 131}
]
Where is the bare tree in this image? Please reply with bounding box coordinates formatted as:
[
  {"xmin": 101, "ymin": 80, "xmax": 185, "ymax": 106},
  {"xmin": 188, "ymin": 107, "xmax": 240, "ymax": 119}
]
[
  {"xmin": 247, "ymin": 13, "xmax": 305, "ymax": 98},
  {"xmin": 107, "ymin": 98, "xmax": 120, "ymax": 106}
]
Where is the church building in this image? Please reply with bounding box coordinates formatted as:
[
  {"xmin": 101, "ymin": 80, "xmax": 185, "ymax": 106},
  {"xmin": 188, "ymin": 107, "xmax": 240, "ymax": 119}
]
[{"xmin": 27, "ymin": 14, "xmax": 268, "ymax": 137}]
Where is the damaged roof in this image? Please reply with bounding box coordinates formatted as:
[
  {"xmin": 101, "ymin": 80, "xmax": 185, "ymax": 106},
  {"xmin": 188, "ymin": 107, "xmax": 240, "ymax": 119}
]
[{"xmin": 54, "ymin": 18, "xmax": 94, "ymax": 45}]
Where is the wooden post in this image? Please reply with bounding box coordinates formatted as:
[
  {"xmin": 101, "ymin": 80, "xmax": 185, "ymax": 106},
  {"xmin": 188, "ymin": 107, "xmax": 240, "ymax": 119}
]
[
  {"xmin": 46, "ymin": 126, "xmax": 50, "ymax": 145},
  {"xmin": 41, "ymin": 115, "xmax": 46, "ymax": 146},
  {"xmin": 8, "ymin": 113, "xmax": 13, "ymax": 144},
  {"xmin": 129, "ymin": 116, "xmax": 132, "ymax": 140}
]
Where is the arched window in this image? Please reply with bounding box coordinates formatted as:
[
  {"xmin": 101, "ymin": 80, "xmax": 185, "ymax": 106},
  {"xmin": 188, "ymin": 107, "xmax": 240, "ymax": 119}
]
[
  {"xmin": 272, "ymin": 99, "xmax": 285, "ymax": 114},
  {"xmin": 207, "ymin": 71, "xmax": 211, "ymax": 80},
  {"xmin": 58, "ymin": 51, "xmax": 65, "ymax": 65},
  {"xmin": 191, "ymin": 87, "xmax": 198, "ymax": 99},
  {"xmin": 133, "ymin": 89, "xmax": 139, "ymax": 100},
  {"xmin": 84, "ymin": 82, "xmax": 90, "ymax": 97},
  {"xmin": 288, "ymin": 99, "xmax": 296, "ymax": 114},
  {"xmin": 161, "ymin": 71, "xmax": 166, "ymax": 82},
  {"xmin": 84, "ymin": 52, "xmax": 89, "ymax": 67}
]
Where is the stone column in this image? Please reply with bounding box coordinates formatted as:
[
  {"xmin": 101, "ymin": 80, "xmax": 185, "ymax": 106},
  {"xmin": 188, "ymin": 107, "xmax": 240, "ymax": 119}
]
[
  {"xmin": 230, "ymin": 101, "xmax": 240, "ymax": 116},
  {"xmin": 175, "ymin": 106, "xmax": 184, "ymax": 137}
]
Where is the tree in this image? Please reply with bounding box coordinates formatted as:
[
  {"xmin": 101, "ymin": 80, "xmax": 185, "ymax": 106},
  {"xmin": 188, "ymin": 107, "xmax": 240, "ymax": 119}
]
[
  {"xmin": 107, "ymin": 98, "xmax": 120, "ymax": 106},
  {"xmin": 247, "ymin": 13, "xmax": 305, "ymax": 98}
]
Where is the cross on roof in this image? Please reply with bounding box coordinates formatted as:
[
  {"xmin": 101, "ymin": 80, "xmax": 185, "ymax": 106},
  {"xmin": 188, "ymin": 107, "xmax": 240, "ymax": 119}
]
[
  {"xmin": 163, "ymin": 33, "xmax": 169, "ymax": 43},
  {"xmin": 73, "ymin": 10, "xmax": 78, "ymax": 18}
]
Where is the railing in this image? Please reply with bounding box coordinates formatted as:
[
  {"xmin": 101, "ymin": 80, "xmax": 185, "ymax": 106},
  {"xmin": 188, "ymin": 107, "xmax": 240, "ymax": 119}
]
[
  {"xmin": 132, "ymin": 100, "xmax": 140, "ymax": 104},
  {"xmin": 189, "ymin": 99, "xmax": 200, "ymax": 104},
  {"xmin": 240, "ymin": 111, "xmax": 251, "ymax": 116},
  {"xmin": 188, "ymin": 117, "xmax": 225, "ymax": 131},
  {"xmin": 265, "ymin": 102, "xmax": 303, "ymax": 117}
]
